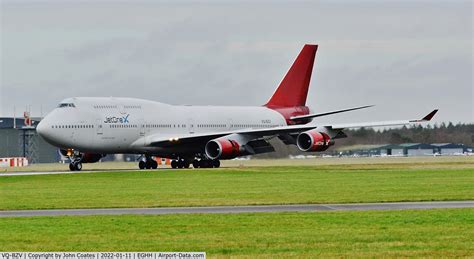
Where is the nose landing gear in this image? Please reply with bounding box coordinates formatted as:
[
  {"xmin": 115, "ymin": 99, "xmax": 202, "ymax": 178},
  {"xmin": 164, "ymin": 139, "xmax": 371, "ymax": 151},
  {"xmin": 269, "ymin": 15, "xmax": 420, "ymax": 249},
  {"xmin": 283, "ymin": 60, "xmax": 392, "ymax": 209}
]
[
  {"xmin": 69, "ymin": 161, "xmax": 82, "ymax": 171},
  {"xmin": 66, "ymin": 150, "xmax": 83, "ymax": 171}
]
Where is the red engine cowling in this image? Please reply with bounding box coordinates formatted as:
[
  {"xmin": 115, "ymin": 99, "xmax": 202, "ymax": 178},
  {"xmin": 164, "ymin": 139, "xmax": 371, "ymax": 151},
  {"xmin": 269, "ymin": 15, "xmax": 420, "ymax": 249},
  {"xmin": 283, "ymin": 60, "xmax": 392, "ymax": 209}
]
[
  {"xmin": 296, "ymin": 130, "xmax": 334, "ymax": 152},
  {"xmin": 205, "ymin": 138, "xmax": 242, "ymax": 160}
]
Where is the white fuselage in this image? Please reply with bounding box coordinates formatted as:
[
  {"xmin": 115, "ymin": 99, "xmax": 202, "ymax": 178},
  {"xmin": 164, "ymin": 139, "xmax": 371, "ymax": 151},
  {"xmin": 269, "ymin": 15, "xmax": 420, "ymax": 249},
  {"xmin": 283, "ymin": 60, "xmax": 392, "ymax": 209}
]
[{"xmin": 37, "ymin": 97, "xmax": 288, "ymax": 156}]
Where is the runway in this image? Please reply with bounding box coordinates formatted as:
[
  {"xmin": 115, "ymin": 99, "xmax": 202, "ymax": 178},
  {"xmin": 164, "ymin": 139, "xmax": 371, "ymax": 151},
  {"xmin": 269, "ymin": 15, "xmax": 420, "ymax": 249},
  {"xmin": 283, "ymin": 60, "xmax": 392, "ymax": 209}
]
[
  {"xmin": 1, "ymin": 171, "xmax": 84, "ymax": 176},
  {"xmin": 0, "ymin": 170, "xmax": 134, "ymax": 176},
  {"xmin": 0, "ymin": 201, "xmax": 472, "ymax": 217},
  {"xmin": 0, "ymin": 168, "xmax": 183, "ymax": 176}
]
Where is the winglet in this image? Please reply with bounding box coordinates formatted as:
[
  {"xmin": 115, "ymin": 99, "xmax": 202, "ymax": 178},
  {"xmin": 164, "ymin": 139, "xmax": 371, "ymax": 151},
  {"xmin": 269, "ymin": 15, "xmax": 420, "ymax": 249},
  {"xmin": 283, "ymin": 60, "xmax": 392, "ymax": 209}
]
[{"xmin": 410, "ymin": 109, "xmax": 438, "ymax": 122}]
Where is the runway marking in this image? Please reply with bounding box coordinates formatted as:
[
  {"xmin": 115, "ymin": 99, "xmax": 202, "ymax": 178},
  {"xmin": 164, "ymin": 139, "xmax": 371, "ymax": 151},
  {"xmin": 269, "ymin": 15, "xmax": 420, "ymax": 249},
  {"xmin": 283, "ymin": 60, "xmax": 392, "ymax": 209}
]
[{"xmin": 0, "ymin": 201, "xmax": 472, "ymax": 217}]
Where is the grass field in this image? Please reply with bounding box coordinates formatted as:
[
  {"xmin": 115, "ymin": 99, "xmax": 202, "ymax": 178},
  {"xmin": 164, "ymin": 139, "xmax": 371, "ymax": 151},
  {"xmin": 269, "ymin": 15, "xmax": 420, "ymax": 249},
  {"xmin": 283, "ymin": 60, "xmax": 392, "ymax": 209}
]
[
  {"xmin": 1, "ymin": 161, "xmax": 473, "ymax": 210},
  {"xmin": 1, "ymin": 158, "xmax": 473, "ymax": 257},
  {"xmin": 0, "ymin": 209, "xmax": 472, "ymax": 257}
]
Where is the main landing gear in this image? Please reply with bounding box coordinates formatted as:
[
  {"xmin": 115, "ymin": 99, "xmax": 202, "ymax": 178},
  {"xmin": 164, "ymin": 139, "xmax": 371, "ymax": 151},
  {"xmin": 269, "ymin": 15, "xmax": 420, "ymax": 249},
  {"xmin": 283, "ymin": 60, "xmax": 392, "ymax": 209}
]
[
  {"xmin": 170, "ymin": 158, "xmax": 219, "ymax": 169},
  {"xmin": 138, "ymin": 155, "xmax": 158, "ymax": 170},
  {"xmin": 170, "ymin": 158, "xmax": 190, "ymax": 169},
  {"xmin": 137, "ymin": 155, "xmax": 220, "ymax": 169},
  {"xmin": 192, "ymin": 159, "xmax": 220, "ymax": 168}
]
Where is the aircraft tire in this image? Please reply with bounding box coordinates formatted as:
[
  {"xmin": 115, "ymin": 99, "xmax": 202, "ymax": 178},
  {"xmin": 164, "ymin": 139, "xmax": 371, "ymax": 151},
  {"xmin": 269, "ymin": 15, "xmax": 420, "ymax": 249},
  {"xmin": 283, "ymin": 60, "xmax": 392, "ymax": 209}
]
[
  {"xmin": 151, "ymin": 160, "xmax": 158, "ymax": 169},
  {"xmin": 69, "ymin": 163, "xmax": 76, "ymax": 171},
  {"xmin": 171, "ymin": 160, "xmax": 178, "ymax": 169},
  {"xmin": 75, "ymin": 162, "xmax": 82, "ymax": 171},
  {"xmin": 145, "ymin": 160, "xmax": 152, "ymax": 169},
  {"xmin": 177, "ymin": 159, "xmax": 184, "ymax": 169},
  {"xmin": 138, "ymin": 161, "xmax": 146, "ymax": 170}
]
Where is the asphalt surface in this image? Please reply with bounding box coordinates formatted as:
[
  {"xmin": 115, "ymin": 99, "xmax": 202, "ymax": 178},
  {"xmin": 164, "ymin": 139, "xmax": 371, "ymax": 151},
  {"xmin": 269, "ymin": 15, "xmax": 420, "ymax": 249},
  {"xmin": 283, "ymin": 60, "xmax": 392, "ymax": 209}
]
[
  {"xmin": 0, "ymin": 168, "xmax": 187, "ymax": 176},
  {"xmin": 0, "ymin": 170, "xmax": 136, "ymax": 176},
  {"xmin": 1, "ymin": 171, "xmax": 84, "ymax": 176},
  {"xmin": 0, "ymin": 201, "xmax": 472, "ymax": 217}
]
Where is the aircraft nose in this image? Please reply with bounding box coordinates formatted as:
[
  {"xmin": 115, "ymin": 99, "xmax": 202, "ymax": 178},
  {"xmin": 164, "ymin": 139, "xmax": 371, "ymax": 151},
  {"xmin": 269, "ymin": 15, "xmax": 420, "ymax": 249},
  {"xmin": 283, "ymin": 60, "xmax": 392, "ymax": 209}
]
[{"xmin": 36, "ymin": 116, "xmax": 50, "ymax": 139}]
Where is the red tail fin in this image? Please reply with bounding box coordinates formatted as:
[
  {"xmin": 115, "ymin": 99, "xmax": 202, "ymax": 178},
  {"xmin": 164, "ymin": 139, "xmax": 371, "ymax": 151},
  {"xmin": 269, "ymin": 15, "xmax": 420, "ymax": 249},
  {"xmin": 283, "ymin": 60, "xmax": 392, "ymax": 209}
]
[{"xmin": 265, "ymin": 44, "xmax": 318, "ymax": 108}]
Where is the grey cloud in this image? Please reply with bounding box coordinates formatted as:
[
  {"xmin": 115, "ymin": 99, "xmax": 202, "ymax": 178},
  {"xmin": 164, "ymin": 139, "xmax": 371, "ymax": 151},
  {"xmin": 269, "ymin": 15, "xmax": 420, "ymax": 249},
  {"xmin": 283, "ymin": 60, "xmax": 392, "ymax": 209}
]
[{"xmin": 1, "ymin": 0, "xmax": 472, "ymax": 123}]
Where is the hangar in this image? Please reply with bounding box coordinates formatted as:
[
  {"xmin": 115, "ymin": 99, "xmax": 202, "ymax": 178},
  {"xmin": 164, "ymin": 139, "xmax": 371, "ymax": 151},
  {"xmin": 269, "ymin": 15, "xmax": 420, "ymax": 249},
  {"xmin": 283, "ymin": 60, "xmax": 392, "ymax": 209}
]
[
  {"xmin": 364, "ymin": 143, "xmax": 472, "ymax": 157},
  {"xmin": 379, "ymin": 143, "xmax": 435, "ymax": 156},
  {"xmin": 0, "ymin": 117, "xmax": 58, "ymax": 163},
  {"xmin": 432, "ymin": 143, "xmax": 471, "ymax": 155}
]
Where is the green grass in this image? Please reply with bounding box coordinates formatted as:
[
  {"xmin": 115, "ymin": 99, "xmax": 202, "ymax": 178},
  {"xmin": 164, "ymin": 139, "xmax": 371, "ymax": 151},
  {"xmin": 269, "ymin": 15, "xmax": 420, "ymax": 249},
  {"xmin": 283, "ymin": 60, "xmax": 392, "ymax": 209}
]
[
  {"xmin": 1, "ymin": 165, "xmax": 473, "ymax": 210},
  {"xmin": 1, "ymin": 161, "xmax": 473, "ymax": 257},
  {"xmin": 0, "ymin": 209, "xmax": 472, "ymax": 257}
]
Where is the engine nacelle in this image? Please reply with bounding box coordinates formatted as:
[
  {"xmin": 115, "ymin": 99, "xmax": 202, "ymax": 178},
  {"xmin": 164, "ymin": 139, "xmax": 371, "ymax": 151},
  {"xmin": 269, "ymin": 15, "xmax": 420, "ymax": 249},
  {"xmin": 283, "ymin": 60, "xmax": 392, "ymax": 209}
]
[
  {"xmin": 296, "ymin": 130, "xmax": 334, "ymax": 152},
  {"xmin": 205, "ymin": 138, "xmax": 242, "ymax": 160}
]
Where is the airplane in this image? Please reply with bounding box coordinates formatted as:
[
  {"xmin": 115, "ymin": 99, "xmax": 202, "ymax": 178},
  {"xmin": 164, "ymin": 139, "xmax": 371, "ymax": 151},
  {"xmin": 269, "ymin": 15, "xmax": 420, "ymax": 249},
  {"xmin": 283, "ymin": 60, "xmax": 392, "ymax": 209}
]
[{"xmin": 36, "ymin": 44, "xmax": 438, "ymax": 171}]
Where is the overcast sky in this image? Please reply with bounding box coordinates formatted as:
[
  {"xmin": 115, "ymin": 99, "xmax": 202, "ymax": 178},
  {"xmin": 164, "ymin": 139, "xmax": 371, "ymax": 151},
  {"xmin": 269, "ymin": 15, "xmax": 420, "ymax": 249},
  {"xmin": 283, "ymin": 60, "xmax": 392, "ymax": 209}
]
[{"xmin": 1, "ymin": 0, "xmax": 472, "ymax": 124}]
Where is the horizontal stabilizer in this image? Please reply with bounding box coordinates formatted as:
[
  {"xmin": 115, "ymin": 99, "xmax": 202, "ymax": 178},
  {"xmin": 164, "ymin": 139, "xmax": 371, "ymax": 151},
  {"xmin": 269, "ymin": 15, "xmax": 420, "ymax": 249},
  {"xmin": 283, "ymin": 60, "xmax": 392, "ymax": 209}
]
[{"xmin": 290, "ymin": 105, "xmax": 374, "ymax": 121}]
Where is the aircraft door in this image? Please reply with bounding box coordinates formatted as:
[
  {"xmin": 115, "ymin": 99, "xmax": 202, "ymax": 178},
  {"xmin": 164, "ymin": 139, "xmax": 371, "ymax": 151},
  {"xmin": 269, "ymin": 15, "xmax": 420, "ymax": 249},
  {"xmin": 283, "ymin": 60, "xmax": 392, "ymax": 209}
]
[
  {"xmin": 139, "ymin": 119, "xmax": 145, "ymax": 137},
  {"xmin": 96, "ymin": 119, "xmax": 103, "ymax": 135},
  {"xmin": 188, "ymin": 118, "xmax": 195, "ymax": 134}
]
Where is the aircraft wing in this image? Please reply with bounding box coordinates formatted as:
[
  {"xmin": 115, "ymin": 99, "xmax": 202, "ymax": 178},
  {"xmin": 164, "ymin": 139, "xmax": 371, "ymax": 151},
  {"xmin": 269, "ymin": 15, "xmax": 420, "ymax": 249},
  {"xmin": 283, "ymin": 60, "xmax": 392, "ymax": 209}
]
[
  {"xmin": 290, "ymin": 105, "xmax": 374, "ymax": 121},
  {"xmin": 146, "ymin": 124, "xmax": 318, "ymax": 147},
  {"xmin": 327, "ymin": 109, "xmax": 438, "ymax": 130},
  {"xmin": 146, "ymin": 109, "xmax": 438, "ymax": 148}
]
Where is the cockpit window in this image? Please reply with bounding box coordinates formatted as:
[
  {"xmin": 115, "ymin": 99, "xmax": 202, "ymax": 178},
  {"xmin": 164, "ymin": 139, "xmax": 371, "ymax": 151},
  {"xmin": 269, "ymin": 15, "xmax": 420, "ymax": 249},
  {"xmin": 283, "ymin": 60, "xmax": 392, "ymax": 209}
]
[{"xmin": 58, "ymin": 103, "xmax": 76, "ymax": 108}]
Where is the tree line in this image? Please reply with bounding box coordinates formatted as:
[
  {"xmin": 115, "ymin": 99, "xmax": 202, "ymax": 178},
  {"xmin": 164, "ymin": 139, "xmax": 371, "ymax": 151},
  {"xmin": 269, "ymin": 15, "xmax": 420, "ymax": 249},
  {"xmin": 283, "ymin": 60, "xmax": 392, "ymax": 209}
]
[
  {"xmin": 339, "ymin": 122, "xmax": 473, "ymax": 147},
  {"xmin": 256, "ymin": 123, "xmax": 473, "ymax": 158}
]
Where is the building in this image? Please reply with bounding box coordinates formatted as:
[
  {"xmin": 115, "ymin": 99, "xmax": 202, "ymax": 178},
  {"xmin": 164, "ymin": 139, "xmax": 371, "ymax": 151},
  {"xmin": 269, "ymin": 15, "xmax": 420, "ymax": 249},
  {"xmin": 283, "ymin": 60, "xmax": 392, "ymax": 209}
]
[
  {"xmin": 378, "ymin": 143, "xmax": 435, "ymax": 156},
  {"xmin": 0, "ymin": 117, "xmax": 59, "ymax": 163},
  {"xmin": 371, "ymin": 143, "xmax": 472, "ymax": 156},
  {"xmin": 432, "ymin": 143, "xmax": 471, "ymax": 155}
]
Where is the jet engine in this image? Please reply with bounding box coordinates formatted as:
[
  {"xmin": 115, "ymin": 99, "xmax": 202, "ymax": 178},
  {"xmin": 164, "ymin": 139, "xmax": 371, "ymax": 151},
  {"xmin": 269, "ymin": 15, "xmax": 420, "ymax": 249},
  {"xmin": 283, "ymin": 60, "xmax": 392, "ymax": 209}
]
[
  {"xmin": 205, "ymin": 138, "xmax": 243, "ymax": 160},
  {"xmin": 296, "ymin": 130, "xmax": 334, "ymax": 152}
]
